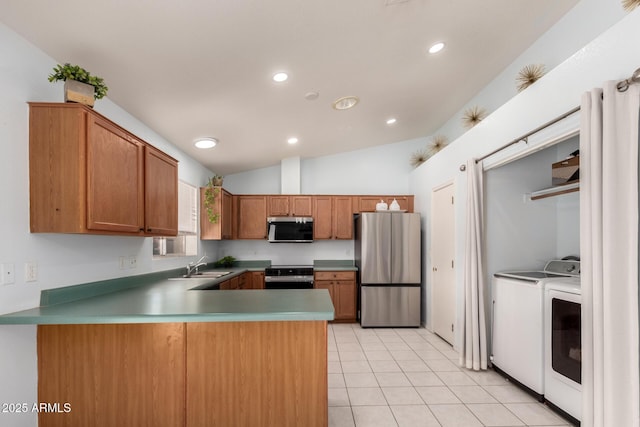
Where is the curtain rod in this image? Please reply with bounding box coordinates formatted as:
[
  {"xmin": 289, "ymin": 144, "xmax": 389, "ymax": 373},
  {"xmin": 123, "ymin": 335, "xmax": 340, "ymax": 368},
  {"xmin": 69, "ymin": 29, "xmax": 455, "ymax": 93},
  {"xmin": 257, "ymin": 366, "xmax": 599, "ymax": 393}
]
[{"xmin": 458, "ymin": 66, "xmax": 640, "ymax": 172}]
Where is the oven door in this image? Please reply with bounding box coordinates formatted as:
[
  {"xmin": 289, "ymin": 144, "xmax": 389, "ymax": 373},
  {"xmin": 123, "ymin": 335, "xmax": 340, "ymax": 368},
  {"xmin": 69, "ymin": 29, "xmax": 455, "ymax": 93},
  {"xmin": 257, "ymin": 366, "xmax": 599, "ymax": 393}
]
[{"xmin": 264, "ymin": 276, "xmax": 314, "ymax": 289}]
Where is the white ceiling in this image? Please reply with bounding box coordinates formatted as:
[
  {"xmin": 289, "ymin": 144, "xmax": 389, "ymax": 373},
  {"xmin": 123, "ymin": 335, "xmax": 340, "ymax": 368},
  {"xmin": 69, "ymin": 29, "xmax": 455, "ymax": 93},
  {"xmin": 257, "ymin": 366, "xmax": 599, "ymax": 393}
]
[{"xmin": 1, "ymin": 0, "xmax": 578, "ymax": 175}]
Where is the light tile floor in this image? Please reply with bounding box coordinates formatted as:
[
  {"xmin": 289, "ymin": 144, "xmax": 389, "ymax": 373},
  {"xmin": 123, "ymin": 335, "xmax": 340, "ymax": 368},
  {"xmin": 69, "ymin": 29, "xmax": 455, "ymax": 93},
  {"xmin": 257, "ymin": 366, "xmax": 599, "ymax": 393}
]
[{"xmin": 327, "ymin": 323, "xmax": 574, "ymax": 427}]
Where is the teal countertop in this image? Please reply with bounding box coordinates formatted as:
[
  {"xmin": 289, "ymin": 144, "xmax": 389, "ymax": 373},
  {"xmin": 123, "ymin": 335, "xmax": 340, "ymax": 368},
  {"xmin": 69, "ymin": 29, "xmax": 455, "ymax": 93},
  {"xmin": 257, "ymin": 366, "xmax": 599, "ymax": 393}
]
[
  {"xmin": 0, "ymin": 267, "xmax": 334, "ymax": 325},
  {"xmin": 313, "ymin": 260, "xmax": 358, "ymax": 271}
]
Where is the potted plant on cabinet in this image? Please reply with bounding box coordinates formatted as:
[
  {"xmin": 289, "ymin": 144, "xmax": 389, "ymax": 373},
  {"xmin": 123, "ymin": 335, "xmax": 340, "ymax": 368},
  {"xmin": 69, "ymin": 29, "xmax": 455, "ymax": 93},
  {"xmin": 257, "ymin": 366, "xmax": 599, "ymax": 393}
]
[
  {"xmin": 48, "ymin": 63, "xmax": 109, "ymax": 107},
  {"xmin": 203, "ymin": 175, "xmax": 224, "ymax": 224}
]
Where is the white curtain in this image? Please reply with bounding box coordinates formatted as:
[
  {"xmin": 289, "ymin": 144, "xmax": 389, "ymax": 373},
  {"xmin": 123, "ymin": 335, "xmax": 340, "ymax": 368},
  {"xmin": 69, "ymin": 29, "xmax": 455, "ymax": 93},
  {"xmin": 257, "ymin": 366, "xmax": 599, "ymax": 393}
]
[
  {"xmin": 460, "ymin": 158, "xmax": 488, "ymax": 370},
  {"xmin": 580, "ymin": 81, "xmax": 640, "ymax": 427}
]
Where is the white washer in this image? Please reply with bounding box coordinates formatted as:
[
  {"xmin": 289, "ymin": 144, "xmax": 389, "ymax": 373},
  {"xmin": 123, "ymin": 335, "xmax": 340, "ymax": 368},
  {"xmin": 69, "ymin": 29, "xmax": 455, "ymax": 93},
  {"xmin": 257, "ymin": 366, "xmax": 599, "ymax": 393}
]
[
  {"xmin": 544, "ymin": 278, "xmax": 581, "ymax": 423},
  {"xmin": 491, "ymin": 259, "xmax": 580, "ymax": 399}
]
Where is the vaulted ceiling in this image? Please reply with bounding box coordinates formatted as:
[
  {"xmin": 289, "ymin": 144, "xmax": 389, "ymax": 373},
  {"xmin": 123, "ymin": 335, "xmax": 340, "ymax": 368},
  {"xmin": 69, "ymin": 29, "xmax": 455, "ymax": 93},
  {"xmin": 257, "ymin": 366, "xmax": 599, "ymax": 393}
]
[{"xmin": 1, "ymin": 0, "xmax": 578, "ymax": 175}]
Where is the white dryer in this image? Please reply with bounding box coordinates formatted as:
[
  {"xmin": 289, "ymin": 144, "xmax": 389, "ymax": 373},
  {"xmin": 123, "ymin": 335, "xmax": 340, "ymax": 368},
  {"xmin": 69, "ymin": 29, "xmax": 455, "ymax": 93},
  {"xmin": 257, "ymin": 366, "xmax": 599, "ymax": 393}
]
[
  {"xmin": 544, "ymin": 278, "xmax": 581, "ymax": 423},
  {"xmin": 491, "ymin": 259, "xmax": 580, "ymax": 400}
]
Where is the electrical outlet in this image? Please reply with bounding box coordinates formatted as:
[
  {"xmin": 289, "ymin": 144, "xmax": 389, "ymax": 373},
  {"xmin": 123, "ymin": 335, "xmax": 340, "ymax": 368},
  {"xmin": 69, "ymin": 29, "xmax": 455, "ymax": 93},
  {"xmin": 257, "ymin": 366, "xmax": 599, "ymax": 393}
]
[
  {"xmin": 119, "ymin": 256, "xmax": 127, "ymax": 270},
  {"xmin": 128, "ymin": 256, "xmax": 137, "ymax": 269},
  {"xmin": 1, "ymin": 263, "xmax": 15, "ymax": 285},
  {"xmin": 25, "ymin": 261, "xmax": 38, "ymax": 282}
]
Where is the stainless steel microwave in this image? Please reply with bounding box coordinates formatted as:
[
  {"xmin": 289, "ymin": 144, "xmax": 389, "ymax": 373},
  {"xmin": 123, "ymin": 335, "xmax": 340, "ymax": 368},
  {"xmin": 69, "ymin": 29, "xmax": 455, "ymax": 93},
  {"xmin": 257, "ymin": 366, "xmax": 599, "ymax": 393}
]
[{"xmin": 267, "ymin": 217, "xmax": 313, "ymax": 243}]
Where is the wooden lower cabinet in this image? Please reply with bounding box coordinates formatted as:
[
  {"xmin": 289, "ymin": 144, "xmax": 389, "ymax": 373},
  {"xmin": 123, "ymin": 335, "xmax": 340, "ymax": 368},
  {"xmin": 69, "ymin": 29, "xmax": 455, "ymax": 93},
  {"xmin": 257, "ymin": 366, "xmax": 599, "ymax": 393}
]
[
  {"xmin": 37, "ymin": 323, "xmax": 186, "ymax": 427},
  {"xmin": 37, "ymin": 321, "xmax": 328, "ymax": 427},
  {"xmin": 315, "ymin": 271, "xmax": 357, "ymax": 322},
  {"xmin": 187, "ymin": 321, "xmax": 327, "ymax": 427},
  {"xmin": 251, "ymin": 271, "xmax": 265, "ymax": 289}
]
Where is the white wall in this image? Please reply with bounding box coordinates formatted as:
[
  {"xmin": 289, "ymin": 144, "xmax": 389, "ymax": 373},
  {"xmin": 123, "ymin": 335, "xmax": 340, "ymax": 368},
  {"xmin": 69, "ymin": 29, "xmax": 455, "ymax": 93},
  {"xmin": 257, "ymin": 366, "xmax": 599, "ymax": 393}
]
[
  {"xmin": 411, "ymin": 9, "xmax": 640, "ymax": 351},
  {"xmin": 218, "ymin": 240, "xmax": 353, "ymax": 265},
  {"xmin": 485, "ymin": 135, "xmax": 580, "ymax": 278},
  {"xmin": 225, "ymin": 136, "xmax": 427, "ymax": 195},
  {"xmin": 0, "ymin": 22, "xmax": 217, "ymax": 426},
  {"xmin": 435, "ymin": 0, "xmax": 626, "ymax": 145}
]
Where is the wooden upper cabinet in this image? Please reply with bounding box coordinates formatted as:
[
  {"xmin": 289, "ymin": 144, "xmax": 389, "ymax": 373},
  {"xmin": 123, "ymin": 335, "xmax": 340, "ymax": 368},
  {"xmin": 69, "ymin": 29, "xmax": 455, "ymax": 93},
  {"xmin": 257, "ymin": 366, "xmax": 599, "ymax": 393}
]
[
  {"xmin": 235, "ymin": 195, "xmax": 267, "ymax": 239},
  {"xmin": 313, "ymin": 196, "xmax": 353, "ymax": 240},
  {"xmin": 356, "ymin": 195, "xmax": 414, "ymax": 213},
  {"xmin": 333, "ymin": 196, "xmax": 354, "ymax": 239},
  {"xmin": 200, "ymin": 187, "xmax": 233, "ymax": 240},
  {"xmin": 28, "ymin": 103, "xmax": 178, "ymax": 236},
  {"xmin": 86, "ymin": 116, "xmax": 144, "ymax": 233},
  {"xmin": 291, "ymin": 196, "xmax": 313, "ymax": 216},
  {"xmin": 144, "ymin": 146, "xmax": 178, "ymax": 236},
  {"xmin": 267, "ymin": 195, "xmax": 289, "ymax": 216},
  {"xmin": 267, "ymin": 195, "xmax": 312, "ymax": 216},
  {"xmin": 313, "ymin": 196, "xmax": 333, "ymax": 239}
]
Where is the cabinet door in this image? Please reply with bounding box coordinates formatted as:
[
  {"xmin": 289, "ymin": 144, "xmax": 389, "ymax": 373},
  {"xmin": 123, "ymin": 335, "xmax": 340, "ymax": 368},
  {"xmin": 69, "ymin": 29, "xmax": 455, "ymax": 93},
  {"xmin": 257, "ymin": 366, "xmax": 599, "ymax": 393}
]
[
  {"xmin": 251, "ymin": 271, "xmax": 265, "ymax": 289},
  {"xmin": 335, "ymin": 280, "xmax": 357, "ymax": 321},
  {"xmin": 357, "ymin": 196, "xmax": 383, "ymax": 212},
  {"xmin": 291, "ymin": 196, "xmax": 313, "ymax": 216},
  {"xmin": 200, "ymin": 187, "xmax": 232, "ymax": 240},
  {"xmin": 314, "ymin": 281, "xmax": 335, "ymax": 308},
  {"xmin": 384, "ymin": 196, "xmax": 413, "ymax": 212},
  {"xmin": 86, "ymin": 116, "xmax": 144, "ymax": 233},
  {"xmin": 313, "ymin": 196, "xmax": 333, "ymax": 239},
  {"xmin": 221, "ymin": 190, "xmax": 233, "ymax": 239},
  {"xmin": 267, "ymin": 195, "xmax": 290, "ymax": 216},
  {"xmin": 333, "ymin": 196, "xmax": 354, "ymax": 239},
  {"xmin": 144, "ymin": 146, "xmax": 178, "ymax": 236},
  {"xmin": 236, "ymin": 196, "xmax": 267, "ymax": 239}
]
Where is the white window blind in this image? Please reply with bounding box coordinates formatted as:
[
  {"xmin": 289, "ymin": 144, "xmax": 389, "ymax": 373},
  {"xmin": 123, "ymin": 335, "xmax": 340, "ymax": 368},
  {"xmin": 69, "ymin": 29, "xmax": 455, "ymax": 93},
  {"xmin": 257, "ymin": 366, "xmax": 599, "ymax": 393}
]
[{"xmin": 178, "ymin": 180, "xmax": 197, "ymax": 234}]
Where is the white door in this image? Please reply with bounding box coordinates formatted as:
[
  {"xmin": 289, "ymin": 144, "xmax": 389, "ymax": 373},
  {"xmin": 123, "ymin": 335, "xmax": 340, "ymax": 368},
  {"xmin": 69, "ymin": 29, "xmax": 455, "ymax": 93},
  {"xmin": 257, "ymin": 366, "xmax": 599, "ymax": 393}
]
[{"xmin": 431, "ymin": 182, "xmax": 456, "ymax": 344}]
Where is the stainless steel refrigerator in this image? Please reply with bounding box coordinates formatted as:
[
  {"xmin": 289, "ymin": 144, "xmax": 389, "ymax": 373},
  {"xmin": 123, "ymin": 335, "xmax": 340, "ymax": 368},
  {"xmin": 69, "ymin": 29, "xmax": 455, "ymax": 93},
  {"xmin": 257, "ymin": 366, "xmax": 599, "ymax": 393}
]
[{"xmin": 355, "ymin": 212, "xmax": 421, "ymax": 327}]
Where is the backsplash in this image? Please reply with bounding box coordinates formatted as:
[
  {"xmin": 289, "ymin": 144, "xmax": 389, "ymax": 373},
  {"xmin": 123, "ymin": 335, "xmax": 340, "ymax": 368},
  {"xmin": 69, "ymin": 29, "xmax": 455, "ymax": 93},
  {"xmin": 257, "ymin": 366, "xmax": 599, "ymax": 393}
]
[{"xmin": 216, "ymin": 240, "xmax": 354, "ymax": 265}]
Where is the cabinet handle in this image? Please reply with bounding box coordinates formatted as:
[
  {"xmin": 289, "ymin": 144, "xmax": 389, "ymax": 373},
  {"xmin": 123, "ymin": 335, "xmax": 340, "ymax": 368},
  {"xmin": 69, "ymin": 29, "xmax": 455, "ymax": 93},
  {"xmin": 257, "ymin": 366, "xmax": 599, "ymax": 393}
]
[{"xmin": 147, "ymin": 228, "xmax": 152, "ymax": 232}]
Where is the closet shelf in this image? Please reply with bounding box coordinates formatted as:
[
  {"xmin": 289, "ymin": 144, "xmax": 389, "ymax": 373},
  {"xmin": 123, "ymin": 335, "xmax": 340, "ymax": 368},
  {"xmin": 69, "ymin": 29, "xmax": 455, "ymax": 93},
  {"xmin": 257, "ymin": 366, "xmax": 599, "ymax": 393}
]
[{"xmin": 529, "ymin": 181, "xmax": 580, "ymax": 200}]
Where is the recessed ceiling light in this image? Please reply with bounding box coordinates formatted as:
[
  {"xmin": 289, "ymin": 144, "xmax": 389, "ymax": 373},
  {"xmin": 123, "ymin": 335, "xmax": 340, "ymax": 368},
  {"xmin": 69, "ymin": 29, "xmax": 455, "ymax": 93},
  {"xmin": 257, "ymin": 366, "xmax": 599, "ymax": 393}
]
[
  {"xmin": 428, "ymin": 42, "xmax": 445, "ymax": 54},
  {"xmin": 273, "ymin": 72, "xmax": 289, "ymax": 82},
  {"xmin": 194, "ymin": 137, "xmax": 218, "ymax": 149},
  {"xmin": 332, "ymin": 96, "xmax": 360, "ymax": 110},
  {"xmin": 386, "ymin": 118, "xmax": 397, "ymax": 125},
  {"xmin": 287, "ymin": 137, "xmax": 299, "ymax": 145}
]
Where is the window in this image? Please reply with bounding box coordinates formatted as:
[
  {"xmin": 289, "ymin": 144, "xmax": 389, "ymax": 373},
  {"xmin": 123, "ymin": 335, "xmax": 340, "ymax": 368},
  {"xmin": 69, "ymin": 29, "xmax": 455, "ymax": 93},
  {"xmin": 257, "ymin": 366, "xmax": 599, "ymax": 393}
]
[{"xmin": 153, "ymin": 181, "xmax": 198, "ymax": 257}]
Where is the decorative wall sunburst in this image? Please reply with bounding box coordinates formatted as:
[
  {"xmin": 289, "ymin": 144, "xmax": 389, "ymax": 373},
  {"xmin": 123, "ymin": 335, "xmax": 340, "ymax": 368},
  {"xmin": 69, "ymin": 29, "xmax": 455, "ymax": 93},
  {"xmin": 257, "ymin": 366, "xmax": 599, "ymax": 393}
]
[
  {"xmin": 428, "ymin": 135, "xmax": 449, "ymax": 156},
  {"xmin": 410, "ymin": 147, "xmax": 431, "ymax": 168},
  {"xmin": 516, "ymin": 64, "xmax": 546, "ymax": 92},
  {"xmin": 622, "ymin": 0, "xmax": 640, "ymax": 11},
  {"xmin": 462, "ymin": 106, "xmax": 487, "ymax": 129}
]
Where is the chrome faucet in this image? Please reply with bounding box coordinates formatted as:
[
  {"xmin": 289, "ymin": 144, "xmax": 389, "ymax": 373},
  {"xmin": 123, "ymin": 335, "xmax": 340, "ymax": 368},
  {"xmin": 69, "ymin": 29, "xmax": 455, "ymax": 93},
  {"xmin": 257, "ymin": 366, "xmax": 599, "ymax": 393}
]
[{"xmin": 185, "ymin": 255, "xmax": 208, "ymax": 277}]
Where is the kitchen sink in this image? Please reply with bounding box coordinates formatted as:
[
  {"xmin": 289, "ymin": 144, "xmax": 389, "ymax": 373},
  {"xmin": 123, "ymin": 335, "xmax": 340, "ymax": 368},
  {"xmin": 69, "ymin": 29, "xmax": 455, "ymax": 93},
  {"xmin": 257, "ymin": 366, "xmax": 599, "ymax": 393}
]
[{"xmin": 169, "ymin": 271, "xmax": 232, "ymax": 280}]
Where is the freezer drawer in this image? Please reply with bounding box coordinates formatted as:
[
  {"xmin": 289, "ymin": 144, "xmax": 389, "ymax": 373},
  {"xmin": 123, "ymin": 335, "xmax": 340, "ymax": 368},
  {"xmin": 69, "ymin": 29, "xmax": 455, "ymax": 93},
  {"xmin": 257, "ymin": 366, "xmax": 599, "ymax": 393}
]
[{"xmin": 360, "ymin": 286, "xmax": 421, "ymax": 327}]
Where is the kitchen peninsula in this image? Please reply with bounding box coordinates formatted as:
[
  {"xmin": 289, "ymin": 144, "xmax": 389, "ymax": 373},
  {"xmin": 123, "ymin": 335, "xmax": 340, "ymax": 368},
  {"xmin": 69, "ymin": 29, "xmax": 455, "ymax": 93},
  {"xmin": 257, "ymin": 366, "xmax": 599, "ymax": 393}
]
[{"xmin": 0, "ymin": 269, "xmax": 333, "ymax": 427}]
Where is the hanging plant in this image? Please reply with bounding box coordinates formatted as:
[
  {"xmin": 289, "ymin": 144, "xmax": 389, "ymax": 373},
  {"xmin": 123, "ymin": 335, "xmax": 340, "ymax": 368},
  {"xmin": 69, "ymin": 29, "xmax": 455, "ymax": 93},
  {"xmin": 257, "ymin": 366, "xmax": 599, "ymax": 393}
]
[
  {"xmin": 203, "ymin": 175, "xmax": 223, "ymax": 224},
  {"xmin": 622, "ymin": 0, "xmax": 640, "ymax": 11},
  {"xmin": 461, "ymin": 106, "xmax": 487, "ymax": 129},
  {"xmin": 410, "ymin": 147, "xmax": 431, "ymax": 168},
  {"xmin": 428, "ymin": 135, "xmax": 449, "ymax": 156},
  {"xmin": 516, "ymin": 64, "xmax": 546, "ymax": 92}
]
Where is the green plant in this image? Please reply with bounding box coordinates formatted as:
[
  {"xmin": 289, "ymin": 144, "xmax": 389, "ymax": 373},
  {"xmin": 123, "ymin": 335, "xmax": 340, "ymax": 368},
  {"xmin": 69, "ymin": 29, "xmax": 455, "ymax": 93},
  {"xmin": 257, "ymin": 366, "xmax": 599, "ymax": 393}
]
[
  {"xmin": 203, "ymin": 176, "xmax": 223, "ymax": 223},
  {"xmin": 214, "ymin": 256, "xmax": 236, "ymax": 268},
  {"xmin": 48, "ymin": 63, "xmax": 109, "ymax": 99}
]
